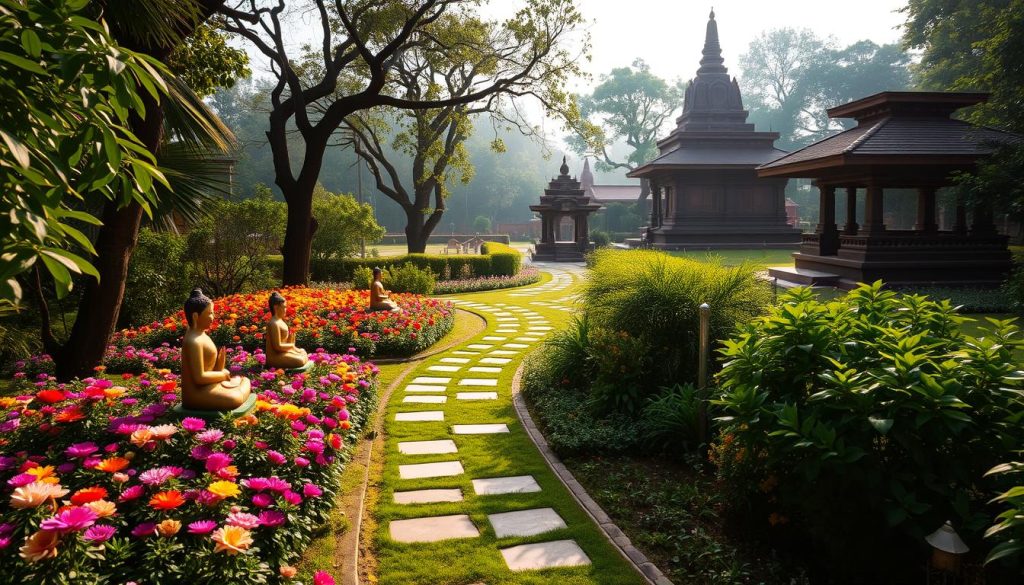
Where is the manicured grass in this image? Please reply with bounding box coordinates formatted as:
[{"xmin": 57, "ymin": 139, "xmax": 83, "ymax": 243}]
[
  {"xmin": 666, "ymin": 248, "xmax": 795, "ymax": 267},
  {"xmin": 374, "ymin": 268, "xmax": 646, "ymax": 584}
]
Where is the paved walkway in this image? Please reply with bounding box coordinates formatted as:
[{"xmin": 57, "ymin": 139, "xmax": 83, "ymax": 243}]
[{"xmin": 375, "ymin": 264, "xmax": 643, "ymax": 585}]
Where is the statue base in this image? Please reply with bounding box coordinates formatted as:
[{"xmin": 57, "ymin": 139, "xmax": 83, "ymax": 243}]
[
  {"xmin": 285, "ymin": 361, "xmax": 314, "ymax": 374},
  {"xmin": 171, "ymin": 393, "xmax": 258, "ymax": 421}
]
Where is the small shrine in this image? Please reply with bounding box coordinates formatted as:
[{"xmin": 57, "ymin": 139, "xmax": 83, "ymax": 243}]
[
  {"xmin": 530, "ymin": 156, "xmax": 603, "ymax": 262},
  {"xmin": 628, "ymin": 10, "xmax": 800, "ymax": 248},
  {"xmin": 758, "ymin": 91, "xmax": 1020, "ymax": 287}
]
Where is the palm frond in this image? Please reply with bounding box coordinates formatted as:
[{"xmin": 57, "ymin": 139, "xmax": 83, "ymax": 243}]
[{"xmin": 103, "ymin": 0, "xmax": 203, "ymax": 49}]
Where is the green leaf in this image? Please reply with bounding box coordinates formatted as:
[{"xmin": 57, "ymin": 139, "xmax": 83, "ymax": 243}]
[
  {"xmin": 868, "ymin": 416, "xmax": 894, "ymax": 435},
  {"xmin": 39, "ymin": 254, "xmax": 72, "ymax": 299},
  {"xmin": 0, "ymin": 130, "xmax": 31, "ymax": 169},
  {"xmin": 41, "ymin": 248, "xmax": 99, "ymax": 279},
  {"xmin": 21, "ymin": 29, "xmax": 41, "ymax": 58},
  {"xmin": 0, "ymin": 51, "xmax": 46, "ymax": 75},
  {"xmin": 985, "ymin": 540, "xmax": 1024, "ymax": 565}
]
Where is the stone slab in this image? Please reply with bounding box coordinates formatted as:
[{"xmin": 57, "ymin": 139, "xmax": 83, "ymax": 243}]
[
  {"xmin": 402, "ymin": 395, "xmax": 447, "ymax": 404},
  {"xmin": 490, "ymin": 350, "xmax": 518, "ymax": 356},
  {"xmin": 500, "ymin": 540, "xmax": 591, "ymax": 571},
  {"xmin": 504, "ymin": 343, "xmax": 529, "ymax": 349},
  {"xmin": 440, "ymin": 357, "xmax": 470, "ymax": 364},
  {"xmin": 412, "ymin": 376, "xmax": 450, "ymax": 384},
  {"xmin": 459, "ymin": 378, "xmax": 498, "ymax": 387},
  {"xmin": 395, "ymin": 411, "xmax": 444, "ymax": 422},
  {"xmin": 405, "ymin": 384, "xmax": 447, "ymax": 393},
  {"xmin": 398, "ymin": 460, "xmax": 464, "ymax": 479},
  {"xmin": 496, "ymin": 330, "xmax": 518, "ymax": 334},
  {"xmin": 393, "ymin": 489, "xmax": 463, "ymax": 505},
  {"xmin": 528, "ymin": 327, "xmax": 553, "ymax": 332},
  {"xmin": 482, "ymin": 336, "xmax": 507, "ymax": 341},
  {"xmin": 467, "ymin": 344, "xmax": 493, "ymax": 350},
  {"xmin": 488, "ymin": 508, "xmax": 567, "ymax": 538},
  {"xmin": 398, "ymin": 439, "xmax": 458, "ymax": 455},
  {"xmin": 389, "ymin": 514, "xmax": 479, "ymax": 543},
  {"xmin": 515, "ymin": 337, "xmax": 540, "ymax": 342},
  {"xmin": 494, "ymin": 312, "xmax": 513, "ymax": 316},
  {"xmin": 472, "ymin": 475, "xmax": 542, "ymax": 496},
  {"xmin": 457, "ymin": 392, "xmax": 498, "ymax": 400},
  {"xmin": 480, "ymin": 357, "xmax": 511, "ymax": 365},
  {"xmin": 496, "ymin": 317, "xmax": 518, "ymax": 322},
  {"xmin": 453, "ymin": 424, "xmax": 509, "ymax": 434},
  {"xmin": 451, "ymin": 351, "xmax": 479, "ymax": 356},
  {"xmin": 469, "ymin": 366, "xmax": 502, "ymax": 373},
  {"xmin": 428, "ymin": 365, "xmax": 461, "ymax": 372}
]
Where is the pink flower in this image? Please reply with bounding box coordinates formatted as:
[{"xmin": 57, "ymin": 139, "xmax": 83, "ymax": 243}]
[
  {"xmin": 83, "ymin": 524, "xmax": 117, "ymax": 543},
  {"xmin": 139, "ymin": 467, "xmax": 174, "ymax": 486},
  {"xmin": 302, "ymin": 484, "xmax": 323, "ymax": 498},
  {"xmin": 131, "ymin": 522, "xmax": 157, "ymax": 538},
  {"xmin": 266, "ymin": 477, "xmax": 290, "ymax": 492},
  {"xmin": 65, "ymin": 442, "xmax": 99, "ymax": 459},
  {"xmin": 40, "ymin": 507, "xmax": 98, "ymax": 533},
  {"xmin": 243, "ymin": 477, "xmax": 270, "ymax": 491},
  {"xmin": 187, "ymin": 520, "xmax": 217, "ymax": 535},
  {"xmin": 180, "ymin": 417, "xmax": 206, "ymax": 432},
  {"xmin": 294, "ymin": 456, "xmax": 310, "ymax": 468},
  {"xmin": 266, "ymin": 450, "xmax": 287, "ymax": 465},
  {"xmin": 225, "ymin": 511, "xmax": 261, "ymax": 530},
  {"xmin": 282, "ymin": 491, "xmax": 303, "ymax": 506},
  {"xmin": 205, "ymin": 452, "xmax": 232, "ymax": 473},
  {"xmin": 313, "ymin": 571, "xmax": 335, "ymax": 585},
  {"xmin": 252, "ymin": 493, "xmax": 274, "ymax": 507},
  {"xmin": 119, "ymin": 485, "xmax": 145, "ymax": 502},
  {"xmin": 196, "ymin": 429, "xmax": 224, "ymax": 444},
  {"xmin": 258, "ymin": 510, "xmax": 286, "ymax": 527}
]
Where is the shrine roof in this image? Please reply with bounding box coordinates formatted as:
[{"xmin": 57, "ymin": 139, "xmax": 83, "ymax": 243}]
[
  {"xmin": 589, "ymin": 185, "xmax": 640, "ymax": 202},
  {"xmin": 629, "ymin": 144, "xmax": 788, "ymax": 177}
]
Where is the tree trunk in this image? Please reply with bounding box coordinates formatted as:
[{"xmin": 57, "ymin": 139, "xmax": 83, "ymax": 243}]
[
  {"xmin": 636, "ymin": 178, "xmax": 651, "ymax": 204},
  {"xmin": 405, "ymin": 209, "xmax": 428, "ymax": 253},
  {"xmin": 280, "ymin": 185, "xmax": 317, "ymax": 285},
  {"xmin": 405, "ymin": 185, "xmax": 446, "ymax": 254}
]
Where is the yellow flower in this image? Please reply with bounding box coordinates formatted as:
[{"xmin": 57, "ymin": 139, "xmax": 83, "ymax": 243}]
[
  {"xmin": 19, "ymin": 530, "xmax": 60, "ymax": 563},
  {"xmin": 84, "ymin": 499, "xmax": 117, "ymax": 518},
  {"xmin": 207, "ymin": 480, "xmax": 241, "ymax": 499},
  {"xmin": 25, "ymin": 465, "xmax": 55, "ymax": 480},
  {"xmin": 157, "ymin": 519, "xmax": 181, "ymax": 537},
  {"xmin": 211, "ymin": 525, "xmax": 253, "ymax": 555},
  {"xmin": 10, "ymin": 482, "xmax": 68, "ymax": 509}
]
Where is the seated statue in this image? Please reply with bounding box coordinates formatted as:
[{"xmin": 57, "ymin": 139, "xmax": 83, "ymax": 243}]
[
  {"xmin": 265, "ymin": 291, "xmax": 309, "ymax": 370},
  {"xmin": 369, "ymin": 267, "xmax": 400, "ymax": 312},
  {"xmin": 180, "ymin": 289, "xmax": 252, "ymax": 411}
]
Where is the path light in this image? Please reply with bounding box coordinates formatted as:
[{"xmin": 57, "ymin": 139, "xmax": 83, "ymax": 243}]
[{"xmin": 925, "ymin": 521, "xmax": 969, "ymax": 578}]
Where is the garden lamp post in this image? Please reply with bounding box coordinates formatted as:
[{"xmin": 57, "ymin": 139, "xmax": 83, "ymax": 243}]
[
  {"xmin": 697, "ymin": 303, "xmax": 710, "ymax": 448},
  {"xmin": 925, "ymin": 521, "xmax": 969, "ymax": 582}
]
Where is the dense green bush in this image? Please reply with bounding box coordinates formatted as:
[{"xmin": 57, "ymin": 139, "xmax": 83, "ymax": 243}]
[
  {"xmin": 351, "ymin": 263, "xmax": 435, "ymax": 294},
  {"xmin": 121, "ymin": 229, "xmax": 192, "ymax": 326},
  {"xmin": 311, "ymin": 184, "xmax": 385, "ymax": 261},
  {"xmin": 590, "ymin": 230, "xmax": 611, "ymax": 247},
  {"xmin": 713, "ymin": 282, "xmax": 1024, "ymax": 577},
  {"xmin": 480, "ymin": 241, "xmax": 522, "ymax": 276},
  {"xmin": 291, "ymin": 243, "xmax": 523, "ymax": 283},
  {"xmin": 640, "ymin": 383, "xmax": 703, "ymax": 453}
]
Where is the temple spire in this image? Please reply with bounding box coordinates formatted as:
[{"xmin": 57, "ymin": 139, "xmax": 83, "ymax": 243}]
[
  {"xmin": 580, "ymin": 157, "xmax": 594, "ymax": 196},
  {"xmin": 559, "ymin": 155, "xmax": 569, "ymax": 177},
  {"xmin": 698, "ymin": 7, "xmax": 726, "ymax": 74}
]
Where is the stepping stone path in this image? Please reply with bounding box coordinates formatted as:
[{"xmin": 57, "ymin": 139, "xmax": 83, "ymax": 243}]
[{"xmin": 381, "ymin": 264, "xmax": 618, "ymax": 582}]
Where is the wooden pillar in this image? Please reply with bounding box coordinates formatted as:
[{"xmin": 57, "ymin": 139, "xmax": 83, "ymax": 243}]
[
  {"xmin": 953, "ymin": 195, "xmax": 968, "ymax": 235},
  {"xmin": 914, "ymin": 186, "xmax": 938, "ymax": 233},
  {"xmin": 844, "ymin": 187, "xmax": 859, "ymax": 235},
  {"xmin": 816, "ymin": 184, "xmax": 839, "ymax": 255},
  {"xmin": 650, "ymin": 181, "xmax": 660, "ymax": 228},
  {"xmin": 863, "ymin": 184, "xmax": 885, "ymax": 234}
]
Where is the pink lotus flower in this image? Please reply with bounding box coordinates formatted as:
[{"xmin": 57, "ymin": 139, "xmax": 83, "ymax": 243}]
[{"xmin": 40, "ymin": 506, "xmax": 98, "ymax": 533}]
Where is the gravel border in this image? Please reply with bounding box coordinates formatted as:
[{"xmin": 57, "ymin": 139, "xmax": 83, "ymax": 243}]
[{"xmin": 510, "ymin": 364, "xmax": 675, "ymax": 585}]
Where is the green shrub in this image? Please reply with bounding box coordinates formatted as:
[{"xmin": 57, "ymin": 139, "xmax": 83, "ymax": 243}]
[
  {"xmin": 121, "ymin": 229, "xmax": 191, "ymax": 326},
  {"xmin": 352, "ymin": 265, "xmax": 376, "ymax": 290},
  {"xmin": 713, "ymin": 282, "xmax": 1024, "ymax": 576},
  {"xmin": 985, "ymin": 461, "xmax": 1024, "ymax": 567},
  {"xmin": 480, "ymin": 241, "xmax": 522, "ymax": 276},
  {"xmin": 590, "ymin": 230, "xmax": 611, "ymax": 247},
  {"xmin": 385, "ymin": 262, "xmax": 435, "ymax": 294},
  {"xmin": 640, "ymin": 384, "xmax": 703, "ymax": 453}
]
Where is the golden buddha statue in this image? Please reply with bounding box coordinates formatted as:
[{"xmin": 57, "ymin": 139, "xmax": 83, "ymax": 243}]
[
  {"xmin": 265, "ymin": 291, "xmax": 309, "ymax": 370},
  {"xmin": 369, "ymin": 267, "xmax": 400, "ymax": 312},
  {"xmin": 180, "ymin": 289, "xmax": 252, "ymax": 411}
]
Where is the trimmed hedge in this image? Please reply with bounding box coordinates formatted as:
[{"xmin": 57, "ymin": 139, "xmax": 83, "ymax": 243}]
[{"xmin": 269, "ymin": 245, "xmax": 523, "ymax": 282}]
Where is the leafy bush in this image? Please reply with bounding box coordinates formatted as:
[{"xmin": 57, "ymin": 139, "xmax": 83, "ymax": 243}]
[
  {"xmin": 479, "ymin": 241, "xmax": 521, "ymax": 276},
  {"xmin": 899, "ymin": 285, "xmax": 1011, "ymax": 313},
  {"xmin": 590, "ymin": 230, "xmax": 611, "ymax": 247},
  {"xmin": 433, "ymin": 267, "xmax": 540, "ymax": 294},
  {"xmin": 1002, "ymin": 260, "xmax": 1024, "ymax": 314},
  {"xmin": 713, "ymin": 282, "xmax": 1024, "ymax": 576},
  {"xmin": 385, "ymin": 263, "xmax": 435, "ymax": 294},
  {"xmin": 640, "ymin": 384, "xmax": 702, "ymax": 453},
  {"xmin": 122, "ymin": 230, "xmax": 192, "ymax": 327},
  {"xmin": 311, "ymin": 184, "xmax": 384, "ymax": 261}
]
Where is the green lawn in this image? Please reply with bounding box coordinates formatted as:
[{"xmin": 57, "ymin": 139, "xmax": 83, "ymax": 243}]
[{"xmin": 666, "ymin": 248, "xmax": 795, "ymax": 267}]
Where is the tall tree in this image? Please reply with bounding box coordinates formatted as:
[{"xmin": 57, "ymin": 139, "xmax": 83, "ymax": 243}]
[
  {"xmin": 568, "ymin": 59, "xmax": 682, "ymax": 202},
  {"xmin": 221, "ymin": 0, "xmax": 587, "ymax": 280}
]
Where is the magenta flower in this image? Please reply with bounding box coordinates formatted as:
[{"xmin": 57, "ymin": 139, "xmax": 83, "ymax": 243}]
[
  {"xmin": 131, "ymin": 523, "xmax": 157, "ymax": 538},
  {"xmin": 188, "ymin": 520, "xmax": 218, "ymax": 535},
  {"xmin": 65, "ymin": 442, "xmax": 99, "ymax": 459},
  {"xmin": 7, "ymin": 473, "xmax": 36, "ymax": 488},
  {"xmin": 266, "ymin": 450, "xmax": 287, "ymax": 465},
  {"xmin": 266, "ymin": 477, "xmax": 290, "ymax": 492},
  {"xmin": 294, "ymin": 456, "xmax": 310, "ymax": 468},
  {"xmin": 243, "ymin": 477, "xmax": 270, "ymax": 491},
  {"xmin": 204, "ymin": 452, "xmax": 232, "ymax": 473},
  {"xmin": 302, "ymin": 483, "xmax": 323, "ymax": 498},
  {"xmin": 313, "ymin": 571, "xmax": 336, "ymax": 585},
  {"xmin": 196, "ymin": 429, "xmax": 224, "ymax": 444},
  {"xmin": 282, "ymin": 491, "xmax": 303, "ymax": 506},
  {"xmin": 83, "ymin": 524, "xmax": 117, "ymax": 544},
  {"xmin": 252, "ymin": 493, "xmax": 274, "ymax": 508},
  {"xmin": 190, "ymin": 445, "xmax": 213, "ymax": 460},
  {"xmin": 40, "ymin": 507, "xmax": 98, "ymax": 533},
  {"xmin": 119, "ymin": 485, "xmax": 145, "ymax": 502},
  {"xmin": 180, "ymin": 417, "xmax": 206, "ymax": 432},
  {"xmin": 139, "ymin": 467, "xmax": 174, "ymax": 486},
  {"xmin": 225, "ymin": 511, "xmax": 261, "ymax": 530},
  {"xmin": 258, "ymin": 510, "xmax": 286, "ymax": 528}
]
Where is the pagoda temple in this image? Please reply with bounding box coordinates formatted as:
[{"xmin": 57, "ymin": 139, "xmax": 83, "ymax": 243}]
[
  {"xmin": 530, "ymin": 157, "xmax": 602, "ymax": 262},
  {"xmin": 628, "ymin": 10, "xmax": 800, "ymax": 248}
]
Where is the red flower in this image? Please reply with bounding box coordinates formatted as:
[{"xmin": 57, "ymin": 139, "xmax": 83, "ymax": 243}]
[
  {"xmin": 71, "ymin": 486, "xmax": 109, "ymax": 505},
  {"xmin": 36, "ymin": 390, "xmax": 66, "ymax": 404},
  {"xmin": 149, "ymin": 490, "xmax": 186, "ymax": 510}
]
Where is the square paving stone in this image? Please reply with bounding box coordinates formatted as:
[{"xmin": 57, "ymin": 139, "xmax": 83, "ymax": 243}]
[
  {"xmin": 496, "ymin": 317, "xmax": 518, "ymax": 322},
  {"xmin": 480, "ymin": 357, "xmax": 511, "ymax": 365},
  {"xmin": 504, "ymin": 343, "xmax": 529, "ymax": 349},
  {"xmin": 469, "ymin": 366, "xmax": 501, "ymax": 373},
  {"xmin": 395, "ymin": 411, "xmax": 444, "ymax": 422},
  {"xmin": 453, "ymin": 424, "xmax": 509, "ymax": 434},
  {"xmin": 515, "ymin": 337, "xmax": 539, "ymax": 342},
  {"xmin": 457, "ymin": 392, "xmax": 498, "ymax": 400},
  {"xmin": 496, "ymin": 329, "xmax": 518, "ymax": 334},
  {"xmin": 467, "ymin": 344, "xmax": 493, "ymax": 350},
  {"xmin": 398, "ymin": 440, "xmax": 458, "ymax": 455},
  {"xmin": 405, "ymin": 384, "xmax": 447, "ymax": 393},
  {"xmin": 393, "ymin": 489, "xmax": 464, "ymax": 505},
  {"xmin": 482, "ymin": 336, "xmax": 507, "ymax": 341},
  {"xmin": 402, "ymin": 395, "xmax": 447, "ymax": 404},
  {"xmin": 472, "ymin": 475, "xmax": 542, "ymax": 495},
  {"xmin": 494, "ymin": 312, "xmax": 513, "ymax": 316},
  {"xmin": 428, "ymin": 365, "xmax": 461, "ymax": 372},
  {"xmin": 441, "ymin": 357, "xmax": 470, "ymax": 364},
  {"xmin": 452, "ymin": 351, "xmax": 479, "ymax": 356},
  {"xmin": 398, "ymin": 460, "xmax": 464, "ymax": 479},
  {"xmin": 389, "ymin": 514, "xmax": 479, "ymax": 543},
  {"xmin": 490, "ymin": 350, "xmax": 518, "ymax": 356},
  {"xmin": 500, "ymin": 540, "xmax": 591, "ymax": 571},
  {"xmin": 528, "ymin": 326, "xmax": 553, "ymax": 331},
  {"xmin": 488, "ymin": 508, "xmax": 566, "ymax": 538},
  {"xmin": 412, "ymin": 376, "xmax": 451, "ymax": 384},
  {"xmin": 459, "ymin": 378, "xmax": 498, "ymax": 387}
]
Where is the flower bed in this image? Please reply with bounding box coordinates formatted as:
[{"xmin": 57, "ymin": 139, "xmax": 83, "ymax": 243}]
[
  {"xmin": 0, "ymin": 348, "xmax": 377, "ymax": 583},
  {"xmin": 433, "ymin": 267, "xmax": 541, "ymax": 295},
  {"xmin": 112, "ymin": 286, "xmax": 454, "ymax": 363}
]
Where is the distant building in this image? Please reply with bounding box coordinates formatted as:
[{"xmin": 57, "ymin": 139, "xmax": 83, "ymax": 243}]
[{"xmin": 579, "ymin": 159, "xmax": 641, "ymax": 205}]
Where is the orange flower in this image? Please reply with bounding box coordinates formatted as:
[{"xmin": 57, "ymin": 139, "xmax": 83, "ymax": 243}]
[
  {"xmin": 54, "ymin": 405, "xmax": 85, "ymax": 423},
  {"xmin": 280, "ymin": 565, "xmax": 298, "ymax": 578},
  {"xmin": 130, "ymin": 428, "xmax": 154, "ymax": 447},
  {"xmin": 25, "ymin": 465, "xmax": 56, "ymax": 481},
  {"xmin": 10, "ymin": 482, "xmax": 69, "ymax": 509},
  {"xmin": 157, "ymin": 519, "xmax": 181, "ymax": 537},
  {"xmin": 70, "ymin": 486, "xmax": 108, "ymax": 505},
  {"xmin": 19, "ymin": 530, "xmax": 60, "ymax": 563},
  {"xmin": 104, "ymin": 386, "xmax": 127, "ymax": 399},
  {"xmin": 207, "ymin": 481, "xmax": 240, "ymax": 499},
  {"xmin": 211, "ymin": 525, "xmax": 253, "ymax": 555},
  {"xmin": 95, "ymin": 457, "xmax": 130, "ymax": 473},
  {"xmin": 84, "ymin": 499, "xmax": 117, "ymax": 518},
  {"xmin": 149, "ymin": 490, "xmax": 186, "ymax": 511}
]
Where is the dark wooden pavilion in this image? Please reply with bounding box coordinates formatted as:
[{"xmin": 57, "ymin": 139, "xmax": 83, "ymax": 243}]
[
  {"xmin": 531, "ymin": 156, "xmax": 602, "ymax": 262},
  {"xmin": 759, "ymin": 91, "xmax": 1019, "ymax": 287},
  {"xmin": 628, "ymin": 10, "xmax": 800, "ymax": 249}
]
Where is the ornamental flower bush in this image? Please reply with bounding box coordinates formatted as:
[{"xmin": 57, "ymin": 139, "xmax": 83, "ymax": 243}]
[
  {"xmin": 111, "ymin": 286, "xmax": 454, "ymax": 364},
  {"xmin": 433, "ymin": 267, "xmax": 541, "ymax": 295},
  {"xmin": 0, "ymin": 349, "xmax": 378, "ymax": 584}
]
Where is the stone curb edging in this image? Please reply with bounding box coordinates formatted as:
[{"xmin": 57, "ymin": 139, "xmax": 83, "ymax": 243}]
[{"xmin": 510, "ymin": 364, "xmax": 675, "ymax": 585}]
